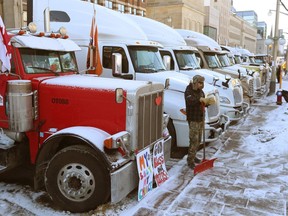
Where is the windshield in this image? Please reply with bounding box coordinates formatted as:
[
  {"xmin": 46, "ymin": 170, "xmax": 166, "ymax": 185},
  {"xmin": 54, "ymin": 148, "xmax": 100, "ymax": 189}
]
[
  {"xmin": 20, "ymin": 48, "xmax": 78, "ymax": 74},
  {"xmin": 234, "ymin": 56, "xmax": 242, "ymax": 64},
  {"xmin": 254, "ymin": 58, "xmax": 265, "ymax": 64},
  {"xmin": 204, "ymin": 53, "xmax": 221, "ymax": 68},
  {"xmin": 249, "ymin": 57, "xmax": 256, "ymax": 63},
  {"xmin": 218, "ymin": 54, "xmax": 232, "ymax": 67},
  {"xmin": 174, "ymin": 50, "xmax": 201, "ymax": 70},
  {"xmin": 128, "ymin": 46, "xmax": 166, "ymax": 73}
]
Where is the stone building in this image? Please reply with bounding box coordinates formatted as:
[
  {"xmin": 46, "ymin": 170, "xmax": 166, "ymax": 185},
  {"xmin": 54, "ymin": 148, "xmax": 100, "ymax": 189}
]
[
  {"xmin": 146, "ymin": 0, "xmax": 205, "ymax": 32},
  {"xmin": 0, "ymin": 0, "xmax": 25, "ymax": 28},
  {"xmin": 0, "ymin": 0, "xmax": 258, "ymax": 53}
]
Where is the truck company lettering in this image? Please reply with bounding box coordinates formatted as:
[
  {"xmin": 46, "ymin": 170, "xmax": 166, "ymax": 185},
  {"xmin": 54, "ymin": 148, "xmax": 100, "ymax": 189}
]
[{"xmin": 51, "ymin": 98, "xmax": 69, "ymax": 105}]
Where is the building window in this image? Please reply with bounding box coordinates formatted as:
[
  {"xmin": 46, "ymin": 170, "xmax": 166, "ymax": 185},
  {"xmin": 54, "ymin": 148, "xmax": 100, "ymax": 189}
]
[
  {"xmin": 118, "ymin": 4, "xmax": 125, "ymax": 13},
  {"xmin": 133, "ymin": 8, "xmax": 137, "ymax": 15},
  {"xmin": 128, "ymin": 7, "xmax": 132, "ymax": 14},
  {"xmin": 105, "ymin": 0, "xmax": 113, "ymax": 9}
]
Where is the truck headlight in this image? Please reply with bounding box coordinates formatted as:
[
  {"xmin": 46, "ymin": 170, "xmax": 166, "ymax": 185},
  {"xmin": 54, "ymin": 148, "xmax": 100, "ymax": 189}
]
[{"xmin": 104, "ymin": 131, "xmax": 130, "ymax": 149}]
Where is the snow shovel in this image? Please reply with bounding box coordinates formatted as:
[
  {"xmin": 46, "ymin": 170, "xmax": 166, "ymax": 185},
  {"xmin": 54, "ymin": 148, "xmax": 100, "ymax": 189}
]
[{"xmin": 194, "ymin": 106, "xmax": 217, "ymax": 175}]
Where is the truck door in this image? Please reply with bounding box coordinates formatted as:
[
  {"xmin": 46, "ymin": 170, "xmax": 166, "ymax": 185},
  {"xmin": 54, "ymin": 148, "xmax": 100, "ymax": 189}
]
[{"xmin": 101, "ymin": 45, "xmax": 130, "ymax": 78}]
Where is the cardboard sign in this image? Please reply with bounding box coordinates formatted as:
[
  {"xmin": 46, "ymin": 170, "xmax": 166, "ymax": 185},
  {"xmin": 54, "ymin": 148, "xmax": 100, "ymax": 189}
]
[
  {"xmin": 153, "ymin": 140, "xmax": 169, "ymax": 186},
  {"xmin": 136, "ymin": 147, "xmax": 153, "ymax": 201}
]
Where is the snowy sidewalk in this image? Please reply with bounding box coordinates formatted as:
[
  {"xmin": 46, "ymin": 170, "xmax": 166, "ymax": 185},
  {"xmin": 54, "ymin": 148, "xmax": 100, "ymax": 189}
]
[{"xmin": 117, "ymin": 81, "xmax": 288, "ymax": 215}]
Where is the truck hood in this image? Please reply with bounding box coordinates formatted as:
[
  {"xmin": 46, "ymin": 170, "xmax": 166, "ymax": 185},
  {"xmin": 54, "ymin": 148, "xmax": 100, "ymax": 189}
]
[
  {"xmin": 181, "ymin": 68, "xmax": 228, "ymax": 83},
  {"xmin": 225, "ymin": 65, "xmax": 248, "ymax": 75},
  {"xmin": 135, "ymin": 71, "xmax": 216, "ymax": 94},
  {"xmin": 39, "ymin": 74, "xmax": 163, "ymax": 93}
]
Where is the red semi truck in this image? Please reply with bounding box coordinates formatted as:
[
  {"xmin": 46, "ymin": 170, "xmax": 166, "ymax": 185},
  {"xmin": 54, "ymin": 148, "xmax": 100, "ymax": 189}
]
[{"xmin": 0, "ymin": 24, "xmax": 170, "ymax": 212}]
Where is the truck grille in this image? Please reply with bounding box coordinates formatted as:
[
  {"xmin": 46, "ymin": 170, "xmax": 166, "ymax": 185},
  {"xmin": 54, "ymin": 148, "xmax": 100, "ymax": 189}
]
[
  {"xmin": 261, "ymin": 69, "xmax": 267, "ymax": 85},
  {"xmin": 233, "ymin": 86, "xmax": 242, "ymax": 104},
  {"xmin": 248, "ymin": 78, "xmax": 254, "ymax": 97},
  {"xmin": 254, "ymin": 77, "xmax": 261, "ymax": 90},
  {"xmin": 206, "ymin": 92, "xmax": 220, "ymax": 120},
  {"xmin": 138, "ymin": 91, "xmax": 163, "ymax": 149}
]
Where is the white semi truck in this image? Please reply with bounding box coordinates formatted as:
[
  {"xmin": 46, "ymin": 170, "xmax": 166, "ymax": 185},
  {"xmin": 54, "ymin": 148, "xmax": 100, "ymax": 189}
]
[
  {"xmin": 31, "ymin": 0, "xmax": 226, "ymax": 156},
  {"xmin": 125, "ymin": 14, "xmax": 249, "ymax": 122},
  {"xmin": 222, "ymin": 46, "xmax": 270, "ymax": 94},
  {"xmin": 176, "ymin": 29, "xmax": 261, "ymax": 100}
]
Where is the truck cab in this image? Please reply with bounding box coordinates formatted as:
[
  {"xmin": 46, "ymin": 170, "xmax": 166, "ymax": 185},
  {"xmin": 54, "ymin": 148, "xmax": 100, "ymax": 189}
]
[
  {"xmin": 221, "ymin": 46, "xmax": 270, "ymax": 96},
  {"xmin": 124, "ymin": 14, "xmax": 247, "ymax": 123},
  {"xmin": 176, "ymin": 29, "xmax": 259, "ymax": 101}
]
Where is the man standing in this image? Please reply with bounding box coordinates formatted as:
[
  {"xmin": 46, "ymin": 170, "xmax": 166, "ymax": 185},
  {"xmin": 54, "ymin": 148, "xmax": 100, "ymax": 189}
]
[{"xmin": 184, "ymin": 75, "xmax": 215, "ymax": 169}]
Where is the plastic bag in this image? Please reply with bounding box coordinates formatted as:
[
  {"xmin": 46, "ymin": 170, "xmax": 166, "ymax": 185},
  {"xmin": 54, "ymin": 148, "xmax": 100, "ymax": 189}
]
[{"xmin": 0, "ymin": 128, "xmax": 15, "ymax": 147}]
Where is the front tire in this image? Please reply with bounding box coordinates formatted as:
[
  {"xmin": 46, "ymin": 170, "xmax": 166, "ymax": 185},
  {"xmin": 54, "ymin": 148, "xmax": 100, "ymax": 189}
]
[{"xmin": 45, "ymin": 145, "xmax": 110, "ymax": 213}]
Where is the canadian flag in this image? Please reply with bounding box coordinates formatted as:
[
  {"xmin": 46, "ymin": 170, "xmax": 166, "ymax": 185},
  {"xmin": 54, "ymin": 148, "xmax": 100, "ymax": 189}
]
[
  {"xmin": 0, "ymin": 16, "xmax": 12, "ymax": 72},
  {"xmin": 86, "ymin": 9, "xmax": 102, "ymax": 75}
]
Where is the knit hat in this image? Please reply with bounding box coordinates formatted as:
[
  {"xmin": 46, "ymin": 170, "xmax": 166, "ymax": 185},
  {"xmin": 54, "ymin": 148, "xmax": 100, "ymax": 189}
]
[{"xmin": 192, "ymin": 75, "xmax": 205, "ymax": 83}]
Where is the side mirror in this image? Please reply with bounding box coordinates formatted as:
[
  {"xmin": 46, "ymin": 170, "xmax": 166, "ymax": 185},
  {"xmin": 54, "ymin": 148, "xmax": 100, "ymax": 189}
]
[
  {"xmin": 237, "ymin": 69, "xmax": 241, "ymax": 79},
  {"xmin": 196, "ymin": 57, "xmax": 201, "ymax": 65},
  {"xmin": 222, "ymin": 75, "xmax": 231, "ymax": 88},
  {"xmin": 112, "ymin": 53, "xmax": 133, "ymax": 80},
  {"xmin": 112, "ymin": 53, "xmax": 122, "ymax": 76},
  {"xmin": 212, "ymin": 76, "xmax": 219, "ymax": 86},
  {"xmin": 225, "ymin": 74, "xmax": 231, "ymax": 81},
  {"xmin": 165, "ymin": 78, "xmax": 170, "ymax": 89},
  {"xmin": 115, "ymin": 88, "xmax": 124, "ymax": 103},
  {"xmin": 162, "ymin": 55, "xmax": 171, "ymax": 70}
]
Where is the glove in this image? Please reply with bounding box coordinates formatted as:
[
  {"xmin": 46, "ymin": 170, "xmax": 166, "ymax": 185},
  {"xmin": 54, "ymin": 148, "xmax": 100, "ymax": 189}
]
[
  {"xmin": 207, "ymin": 96, "xmax": 216, "ymax": 105},
  {"xmin": 200, "ymin": 96, "xmax": 216, "ymax": 105},
  {"xmin": 199, "ymin": 97, "xmax": 209, "ymax": 105}
]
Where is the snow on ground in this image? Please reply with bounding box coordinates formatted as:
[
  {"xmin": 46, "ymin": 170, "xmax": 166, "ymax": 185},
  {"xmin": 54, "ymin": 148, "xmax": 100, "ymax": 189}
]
[{"xmin": 1, "ymin": 75, "xmax": 288, "ymax": 215}]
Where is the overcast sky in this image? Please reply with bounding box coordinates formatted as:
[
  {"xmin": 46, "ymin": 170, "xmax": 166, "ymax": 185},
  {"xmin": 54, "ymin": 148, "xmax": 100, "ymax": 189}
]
[{"xmin": 232, "ymin": 0, "xmax": 288, "ymax": 36}]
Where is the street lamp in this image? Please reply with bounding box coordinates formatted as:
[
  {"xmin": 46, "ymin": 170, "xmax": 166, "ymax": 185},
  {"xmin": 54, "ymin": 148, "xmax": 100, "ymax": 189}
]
[
  {"xmin": 268, "ymin": 9, "xmax": 288, "ymax": 16},
  {"xmin": 267, "ymin": 0, "xmax": 282, "ymax": 95}
]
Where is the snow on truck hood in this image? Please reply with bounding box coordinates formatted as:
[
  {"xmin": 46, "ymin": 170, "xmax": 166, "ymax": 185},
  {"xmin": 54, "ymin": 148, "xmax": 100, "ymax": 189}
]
[
  {"xmin": 136, "ymin": 71, "xmax": 215, "ymax": 94},
  {"xmin": 41, "ymin": 74, "xmax": 163, "ymax": 92}
]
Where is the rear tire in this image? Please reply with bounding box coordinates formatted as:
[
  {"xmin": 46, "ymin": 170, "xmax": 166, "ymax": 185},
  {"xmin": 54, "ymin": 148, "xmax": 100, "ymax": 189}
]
[{"xmin": 45, "ymin": 145, "xmax": 110, "ymax": 213}]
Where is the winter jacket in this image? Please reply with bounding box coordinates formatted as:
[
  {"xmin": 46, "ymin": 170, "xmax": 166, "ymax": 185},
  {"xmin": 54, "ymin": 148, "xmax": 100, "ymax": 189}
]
[{"xmin": 184, "ymin": 83, "xmax": 205, "ymax": 122}]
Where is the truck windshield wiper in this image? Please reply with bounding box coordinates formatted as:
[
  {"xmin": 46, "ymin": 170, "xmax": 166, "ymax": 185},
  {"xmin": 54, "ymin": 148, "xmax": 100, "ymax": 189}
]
[
  {"xmin": 141, "ymin": 68, "xmax": 157, "ymax": 73},
  {"xmin": 180, "ymin": 66, "xmax": 194, "ymax": 70},
  {"xmin": 27, "ymin": 66, "xmax": 60, "ymax": 76}
]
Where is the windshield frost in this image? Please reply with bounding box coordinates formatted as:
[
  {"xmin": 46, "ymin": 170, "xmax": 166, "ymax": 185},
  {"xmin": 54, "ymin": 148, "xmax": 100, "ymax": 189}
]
[
  {"xmin": 128, "ymin": 46, "xmax": 166, "ymax": 73},
  {"xmin": 174, "ymin": 50, "xmax": 201, "ymax": 70}
]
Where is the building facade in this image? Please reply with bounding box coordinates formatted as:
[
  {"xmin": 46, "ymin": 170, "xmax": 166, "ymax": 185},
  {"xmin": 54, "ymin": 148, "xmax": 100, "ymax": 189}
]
[
  {"xmin": 87, "ymin": 0, "xmax": 146, "ymax": 16},
  {"xmin": 0, "ymin": 0, "xmax": 25, "ymax": 28},
  {"xmin": 146, "ymin": 0, "xmax": 205, "ymax": 32},
  {"xmin": 0, "ymin": 0, "xmax": 259, "ymax": 54}
]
